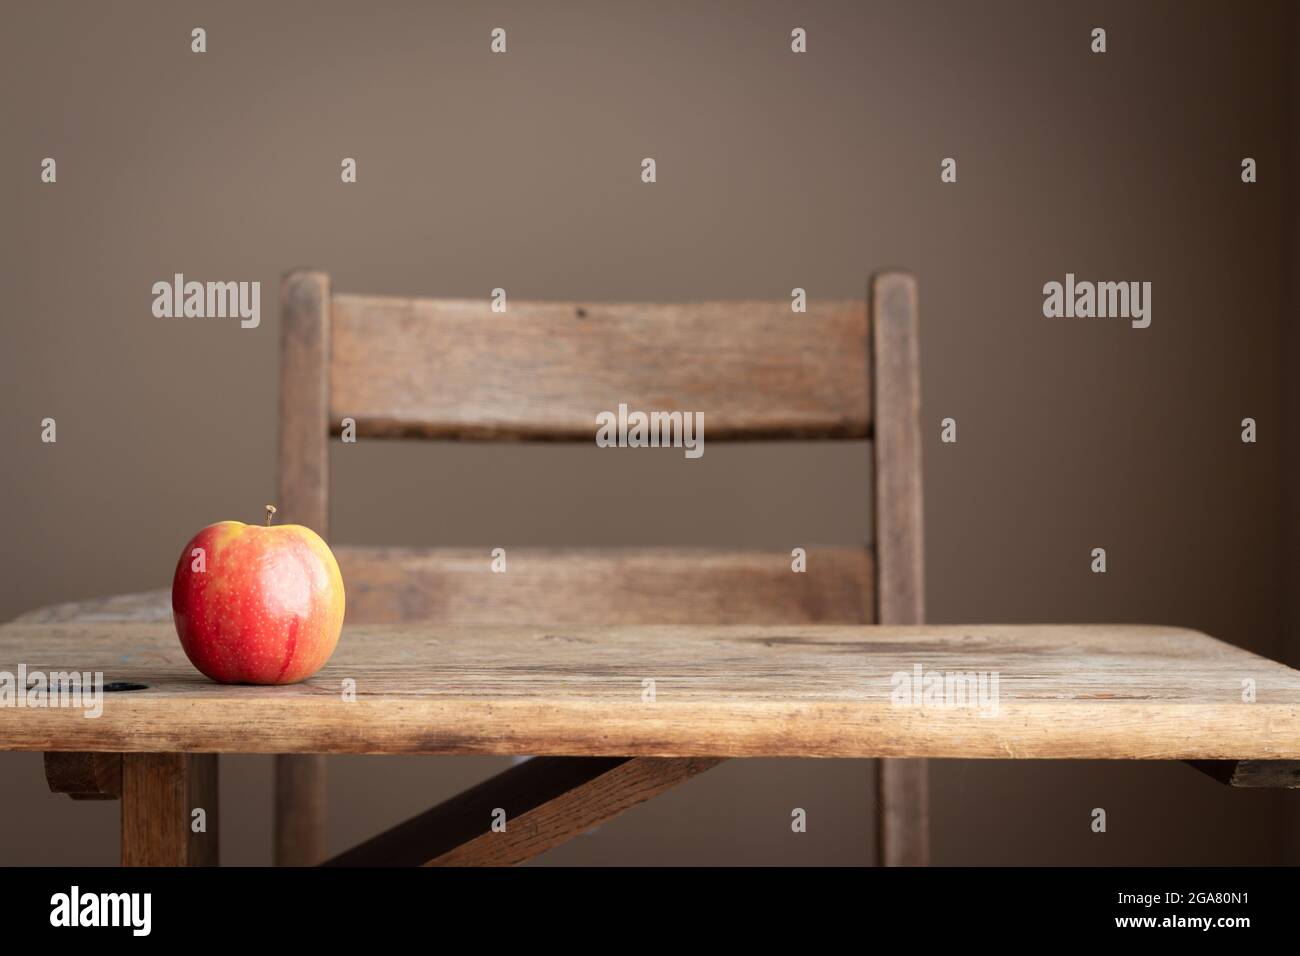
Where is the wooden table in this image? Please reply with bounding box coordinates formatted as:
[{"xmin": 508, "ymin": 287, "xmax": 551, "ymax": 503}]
[{"xmin": 4, "ymin": 615, "xmax": 1299, "ymax": 865}]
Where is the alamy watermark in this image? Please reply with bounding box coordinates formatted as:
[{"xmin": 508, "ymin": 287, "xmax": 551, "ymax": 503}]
[
  {"xmin": 50, "ymin": 886, "xmax": 150, "ymax": 936},
  {"xmin": 152, "ymin": 273, "xmax": 261, "ymax": 328},
  {"xmin": 596, "ymin": 403, "xmax": 704, "ymax": 459},
  {"xmin": 890, "ymin": 663, "xmax": 1000, "ymax": 716},
  {"xmin": 1042, "ymin": 273, "xmax": 1150, "ymax": 329},
  {"xmin": 0, "ymin": 665, "xmax": 104, "ymax": 718}
]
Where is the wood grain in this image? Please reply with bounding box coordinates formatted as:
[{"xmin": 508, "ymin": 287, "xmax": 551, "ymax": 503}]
[
  {"xmin": 870, "ymin": 271, "xmax": 929, "ymax": 866},
  {"xmin": 330, "ymin": 294, "xmax": 870, "ymax": 440},
  {"xmin": 4, "ymin": 622, "xmax": 1297, "ymax": 760},
  {"xmin": 336, "ymin": 546, "xmax": 873, "ymax": 626},
  {"xmin": 278, "ymin": 269, "xmax": 331, "ymax": 535},
  {"xmin": 44, "ymin": 751, "xmax": 121, "ymax": 799},
  {"xmin": 13, "ymin": 589, "xmax": 171, "ymax": 624},
  {"xmin": 276, "ymin": 269, "xmax": 332, "ymax": 867},
  {"xmin": 121, "ymin": 752, "xmax": 218, "ymax": 866},
  {"xmin": 324, "ymin": 756, "xmax": 719, "ymax": 867},
  {"xmin": 1187, "ymin": 760, "xmax": 1300, "ymax": 788}
]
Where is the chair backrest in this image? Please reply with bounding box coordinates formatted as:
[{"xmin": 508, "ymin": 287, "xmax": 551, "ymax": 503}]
[
  {"xmin": 276, "ymin": 271, "xmax": 923, "ymax": 628},
  {"xmin": 277, "ymin": 271, "xmax": 930, "ymax": 864}
]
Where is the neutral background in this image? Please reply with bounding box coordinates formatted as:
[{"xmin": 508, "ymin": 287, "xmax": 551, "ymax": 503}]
[{"xmin": 3, "ymin": 0, "xmax": 1297, "ymax": 865}]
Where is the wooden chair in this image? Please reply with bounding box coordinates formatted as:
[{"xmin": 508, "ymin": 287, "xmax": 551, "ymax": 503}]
[{"xmin": 272, "ymin": 269, "xmax": 928, "ymax": 866}]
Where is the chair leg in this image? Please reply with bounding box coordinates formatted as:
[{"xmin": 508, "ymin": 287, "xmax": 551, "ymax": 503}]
[
  {"xmin": 876, "ymin": 757, "xmax": 929, "ymax": 866},
  {"xmin": 869, "ymin": 275, "xmax": 930, "ymax": 866},
  {"xmin": 274, "ymin": 754, "xmax": 327, "ymax": 865},
  {"xmin": 121, "ymin": 753, "xmax": 219, "ymax": 866}
]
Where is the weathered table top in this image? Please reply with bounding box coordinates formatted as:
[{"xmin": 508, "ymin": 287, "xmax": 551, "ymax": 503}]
[{"xmin": 1, "ymin": 620, "xmax": 1297, "ymax": 759}]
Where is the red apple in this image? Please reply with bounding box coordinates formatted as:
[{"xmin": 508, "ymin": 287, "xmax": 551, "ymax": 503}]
[{"xmin": 172, "ymin": 506, "xmax": 345, "ymax": 684}]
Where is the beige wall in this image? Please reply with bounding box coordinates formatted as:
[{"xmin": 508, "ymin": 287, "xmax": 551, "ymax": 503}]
[{"xmin": 2, "ymin": 0, "xmax": 1294, "ymax": 865}]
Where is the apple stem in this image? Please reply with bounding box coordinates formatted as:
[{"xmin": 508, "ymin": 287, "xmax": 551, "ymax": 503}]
[{"xmin": 265, "ymin": 504, "xmax": 277, "ymax": 527}]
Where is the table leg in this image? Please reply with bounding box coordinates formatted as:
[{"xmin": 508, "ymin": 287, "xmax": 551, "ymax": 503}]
[{"xmin": 121, "ymin": 753, "xmax": 219, "ymax": 866}]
